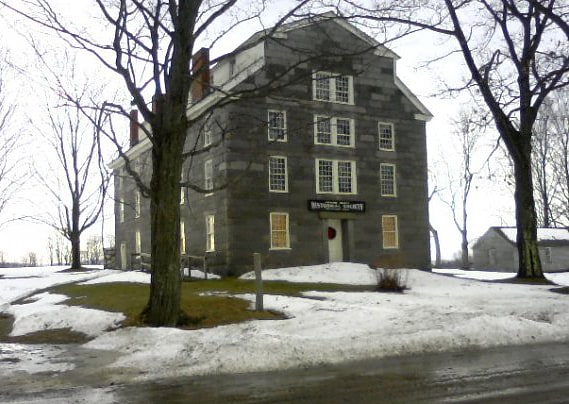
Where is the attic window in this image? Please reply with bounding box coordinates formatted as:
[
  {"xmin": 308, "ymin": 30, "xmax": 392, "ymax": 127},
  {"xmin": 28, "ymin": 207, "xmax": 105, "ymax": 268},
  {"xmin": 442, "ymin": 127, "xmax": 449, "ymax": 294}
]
[{"xmin": 312, "ymin": 71, "xmax": 354, "ymax": 104}]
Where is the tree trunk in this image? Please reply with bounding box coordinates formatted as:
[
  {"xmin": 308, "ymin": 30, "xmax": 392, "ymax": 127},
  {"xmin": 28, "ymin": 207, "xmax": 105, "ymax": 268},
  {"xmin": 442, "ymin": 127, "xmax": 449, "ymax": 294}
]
[
  {"xmin": 460, "ymin": 231, "xmax": 469, "ymax": 269},
  {"xmin": 70, "ymin": 234, "xmax": 81, "ymax": 269},
  {"xmin": 513, "ymin": 143, "xmax": 544, "ymax": 279},
  {"xmin": 70, "ymin": 201, "xmax": 81, "ymax": 270},
  {"xmin": 430, "ymin": 224, "xmax": 442, "ymax": 267},
  {"xmin": 142, "ymin": 101, "xmax": 185, "ymax": 326}
]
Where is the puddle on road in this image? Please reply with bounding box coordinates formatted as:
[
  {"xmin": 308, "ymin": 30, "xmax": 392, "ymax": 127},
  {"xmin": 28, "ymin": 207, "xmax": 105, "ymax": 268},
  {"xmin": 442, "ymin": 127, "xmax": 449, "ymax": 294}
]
[{"xmin": 0, "ymin": 343, "xmax": 74, "ymax": 374}]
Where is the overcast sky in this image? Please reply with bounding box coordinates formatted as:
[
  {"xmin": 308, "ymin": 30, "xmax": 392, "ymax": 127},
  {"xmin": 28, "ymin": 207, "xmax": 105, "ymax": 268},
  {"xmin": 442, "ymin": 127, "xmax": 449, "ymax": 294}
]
[{"xmin": 0, "ymin": 2, "xmax": 516, "ymax": 264}]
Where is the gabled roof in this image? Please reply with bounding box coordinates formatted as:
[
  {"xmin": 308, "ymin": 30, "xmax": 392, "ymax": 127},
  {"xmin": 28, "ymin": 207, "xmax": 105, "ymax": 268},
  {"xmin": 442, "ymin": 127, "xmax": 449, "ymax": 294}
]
[
  {"xmin": 480, "ymin": 226, "xmax": 569, "ymax": 247},
  {"xmin": 238, "ymin": 11, "xmax": 400, "ymax": 60}
]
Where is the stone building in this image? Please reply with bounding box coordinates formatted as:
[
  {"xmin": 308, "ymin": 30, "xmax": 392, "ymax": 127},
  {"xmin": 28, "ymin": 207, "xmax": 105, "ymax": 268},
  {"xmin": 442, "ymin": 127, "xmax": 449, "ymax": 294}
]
[
  {"xmin": 472, "ymin": 227, "xmax": 569, "ymax": 272},
  {"xmin": 111, "ymin": 13, "xmax": 432, "ymax": 275}
]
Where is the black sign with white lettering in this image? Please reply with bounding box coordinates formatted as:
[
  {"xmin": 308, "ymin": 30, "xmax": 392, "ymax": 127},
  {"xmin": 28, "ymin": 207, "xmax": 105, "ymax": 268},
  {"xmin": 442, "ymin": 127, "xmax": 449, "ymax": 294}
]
[{"xmin": 307, "ymin": 200, "xmax": 366, "ymax": 213}]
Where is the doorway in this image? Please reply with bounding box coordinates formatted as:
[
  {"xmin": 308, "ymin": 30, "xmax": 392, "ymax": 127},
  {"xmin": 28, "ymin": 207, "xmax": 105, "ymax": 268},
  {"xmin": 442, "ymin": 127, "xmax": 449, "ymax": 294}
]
[{"xmin": 327, "ymin": 219, "xmax": 343, "ymax": 262}]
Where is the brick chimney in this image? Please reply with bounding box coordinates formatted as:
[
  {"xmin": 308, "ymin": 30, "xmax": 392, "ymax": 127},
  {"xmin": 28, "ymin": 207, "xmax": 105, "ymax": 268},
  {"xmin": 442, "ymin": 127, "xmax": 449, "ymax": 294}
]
[
  {"xmin": 129, "ymin": 109, "xmax": 139, "ymax": 147},
  {"xmin": 191, "ymin": 48, "xmax": 210, "ymax": 102}
]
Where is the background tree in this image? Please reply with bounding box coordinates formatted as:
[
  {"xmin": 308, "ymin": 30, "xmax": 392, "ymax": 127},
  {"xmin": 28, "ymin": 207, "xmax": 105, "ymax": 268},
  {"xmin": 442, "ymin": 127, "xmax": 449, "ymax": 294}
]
[
  {"xmin": 34, "ymin": 89, "xmax": 109, "ymax": 270},
  {"xmin": 0, "ymin": 53, "xmax": 23, "ymax": 226},
  {"xmin": 334, "ymin": 0, "xmax": 569, "ymax": 279}
]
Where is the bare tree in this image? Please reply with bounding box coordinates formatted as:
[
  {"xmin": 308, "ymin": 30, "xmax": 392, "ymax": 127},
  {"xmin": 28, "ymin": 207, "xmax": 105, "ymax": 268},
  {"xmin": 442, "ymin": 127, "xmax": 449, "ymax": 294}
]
[
  {"xmin": 427, "ymin": 185, "xmax": 442, "ymax": 268},
  {"xmin": 533, "ymin": 88, "xmax": 569, "ymax": 225},
  {"xmin": 0, "ymin": 1, "xmax": 336, "ymax": 325},
  {"xmin": 437, "ymin": 109, "xmax": 490, "ymax": 269},
  {"xmin": 86, "ymin": 235, "xmax": 103, "ymax": 265},
  {"xmin": 0, "ymin": 53, "xmax": 22, "ymax": 225},
  {"xmin": 35, "ymin": 95, "xmax": 109, "ymax": 270},
  {"xmin": 334, "ymin": 0, "xmax": 569, "ymax": 279}
]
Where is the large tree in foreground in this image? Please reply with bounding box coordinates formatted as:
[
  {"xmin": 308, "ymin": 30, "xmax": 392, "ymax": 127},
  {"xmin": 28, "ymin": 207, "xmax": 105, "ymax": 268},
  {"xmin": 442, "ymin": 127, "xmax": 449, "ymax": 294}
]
[
  {"xmin": 337, "ymin": 0, "xmax": 569, "ymax": 279},
  {"xmin": 1, "ymin": 0, "xmax": 315, "ymax": 325}
]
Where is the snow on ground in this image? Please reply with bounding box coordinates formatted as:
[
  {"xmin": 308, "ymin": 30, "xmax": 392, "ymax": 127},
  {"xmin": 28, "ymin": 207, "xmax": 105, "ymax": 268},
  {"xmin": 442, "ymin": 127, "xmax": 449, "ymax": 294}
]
[{"xmin": 1, "ymin": 264, "xmax": 569, "ymax": 381}]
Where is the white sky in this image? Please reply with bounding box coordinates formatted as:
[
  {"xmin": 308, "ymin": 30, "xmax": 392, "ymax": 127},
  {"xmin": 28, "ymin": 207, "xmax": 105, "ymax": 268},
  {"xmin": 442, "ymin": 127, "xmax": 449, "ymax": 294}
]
[
  {"xmin": 0, "ymin": 2, "xmax": 516, "ymax": 264},
  {"xmin": 1, "ymin": 263, "xmax": 568, "ymax": 380}
]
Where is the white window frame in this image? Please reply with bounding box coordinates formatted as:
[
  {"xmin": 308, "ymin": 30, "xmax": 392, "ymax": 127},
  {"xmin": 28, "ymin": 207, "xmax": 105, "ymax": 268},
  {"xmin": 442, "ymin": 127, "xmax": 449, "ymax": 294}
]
[
  {"xmin": 206, "ymin": 215, "xmax": 215, "ymax": 252},
  {"xmin": 380, "ymin": 163, "xmax": 397, "ymax": 197},
  {"xmin": 119, "ymin": 198, "xmax": 125, "ymax": 223},
  {"xmin": 379, "ymin": 122, "xmax": 395, "ymax": 151},
  {"xmin": 314, "ymin": 116, "xmax": 355, "ymax": 147},
  {"xmin": 204, "ymin": 159, "xmax": 213, "ymax": 196},
  {"xmin": 204, "ymin": 123, "xmax": 212, "ymax": 147},
  {"xmin": 135, "ymin": 191, "xmax": 141, "ymax": 218},
  {"xmin": 315, "ymin": 159, "xmax": 357, "ymax": 195},
  {"xmin": 382, "ymin": 215, "xmax": 399, "ymax": 249},
  {"xmin": 135, "ymin": 230, "xmax": 141, "ymax": 253},
  {"xmin": 180, "ymin": 221, "xmax": 186, "ymax": 254},
  {"xmin": 270, "ymin": 212, "xmax": 290, "ymax": 250},
  {"xmin": 268, "ymin": 110, "xmax": 287, "ymax": 142},
  {"xmin": 312, "ymin": 71, "xmax": 354, "ymax": 104},
  {"xmin": 268, "ymin": 156, "xmax": 288, "ymax": 193}
]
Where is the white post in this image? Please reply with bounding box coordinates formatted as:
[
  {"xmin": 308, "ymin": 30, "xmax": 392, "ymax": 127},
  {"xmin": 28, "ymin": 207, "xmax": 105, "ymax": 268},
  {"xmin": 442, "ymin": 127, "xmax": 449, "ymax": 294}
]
[{"xmin": 254, "ymin": 253, "xmax": 263, "ymax": 311}]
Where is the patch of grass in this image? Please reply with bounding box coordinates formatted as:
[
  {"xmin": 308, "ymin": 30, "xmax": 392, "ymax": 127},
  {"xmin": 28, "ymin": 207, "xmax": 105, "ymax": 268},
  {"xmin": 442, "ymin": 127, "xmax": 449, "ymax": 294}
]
[
  {"xmin": 3, "ymin": 278, "xmax": 372, "ymax": 343},
  {"xmin": 52, "ymin": 279, "xmax": 371, "ymax": 331}
]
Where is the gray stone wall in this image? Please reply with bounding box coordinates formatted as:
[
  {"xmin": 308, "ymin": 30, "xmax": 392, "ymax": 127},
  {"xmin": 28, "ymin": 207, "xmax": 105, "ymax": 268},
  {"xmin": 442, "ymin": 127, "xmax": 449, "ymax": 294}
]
[{"xmin": 114, "ymin": 18, "xmax": 431, "ymax": 275}]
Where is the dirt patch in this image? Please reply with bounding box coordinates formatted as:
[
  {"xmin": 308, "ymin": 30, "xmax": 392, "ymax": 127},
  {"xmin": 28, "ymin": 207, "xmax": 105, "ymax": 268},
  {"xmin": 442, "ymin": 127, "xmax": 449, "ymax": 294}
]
[{"xmin": 0, "ymin": 313, "xmax": 90, "ymax": 344}]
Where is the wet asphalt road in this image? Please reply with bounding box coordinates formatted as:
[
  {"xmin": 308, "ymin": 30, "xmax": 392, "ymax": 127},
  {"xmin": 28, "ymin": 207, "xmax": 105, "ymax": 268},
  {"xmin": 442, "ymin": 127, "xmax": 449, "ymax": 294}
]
[{"xmin": 2, "ymin": 342, "xmax": 569, "ymax": 403}]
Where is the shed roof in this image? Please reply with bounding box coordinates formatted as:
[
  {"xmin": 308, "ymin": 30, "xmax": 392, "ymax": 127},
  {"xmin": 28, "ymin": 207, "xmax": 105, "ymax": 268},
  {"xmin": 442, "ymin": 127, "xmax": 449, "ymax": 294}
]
[{"xmin": 492, "ymin": 226, "xmax": 569, "ymax": 247}]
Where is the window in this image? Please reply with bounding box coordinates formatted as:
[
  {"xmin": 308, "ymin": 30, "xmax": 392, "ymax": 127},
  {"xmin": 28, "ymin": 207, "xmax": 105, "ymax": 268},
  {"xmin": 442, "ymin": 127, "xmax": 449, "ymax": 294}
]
[
  {"xmin": 270, "ymin": 212, "xmax": 290, "ymax": 249},
  {"xmin": 135, "ymin": 230, "xmax": 141, "ymax": 253},
  {"xmin": 379, "ymin": 122, "xmax": 395, "ymax": 151},
  {"xmin": 180, "ymin": 221, "xmax": 186, "ymax": 254},
  {"xmin": 180, "ymin": 171, "xmax": 185, "ymax": 205},
  {"xmin": 316, "ymin": 159, "xmax": 357, "ymax": 194},
  {"xmin": 119, "ymin": 198, "xmax": 125, "ymax": 223},
  {"xmin": 135, "ymin": 191, "xmax": 141, "ymax": 218},
  {"xmin": 312, "ymin": 71, "xmax": 353, "ymax": 104},
  {"xmin": 269, "ymin": 156, "xmax": 288, "ymax": 192},
  {"xmin": 206, "ymin": 215, "xmax": 215, "ymax": 252},
  {"xmin": 314, "ymin": 116, "xmax": 354, "ymax": 147},
  {"xmin": 204, "ymin": 159, "xmax": 213, "ymax": 195},
  {"xmin": 204, "ymin": 124, "xmax": 212, "ymax": 147},
  {"xmin": 380, "ymin": 164, "xmax": 397, "ymax": 197},
  {"xmin": 268, "ymin": 110, "xmax": 287, "ymax": 142},
  {"xmin": 382, "ymin": 215, "xmax": 399, "ymax": 249},
  {"xmin": 544, "ymin": 247, "xmax": 552, "ymax": 264},
  {"xmin": 488, "ymin": 248, "xmax": 497, "ymax": 266}
]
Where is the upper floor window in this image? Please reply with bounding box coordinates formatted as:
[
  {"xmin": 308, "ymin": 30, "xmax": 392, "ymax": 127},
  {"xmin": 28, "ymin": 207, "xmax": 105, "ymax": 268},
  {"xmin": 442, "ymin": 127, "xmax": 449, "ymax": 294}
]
[
  {"xmin": 204, "ymin": 124, "xmax": 212, "ymax": 147},
  {"xmin": 270, "ymin": 212, "xmax": 290, "ymax": 249},
  {"xmin": 316, "ymin": 159, "xmax": 357, "ymax": 195},
  {"xmin": 268, "ymin": 110, "xmax": 287, "ymax": 142},
  {"xmin": 204, "ymin": 159, "xmax": 213, "ymax": 196},
  {"xmin": 313, "ymin": 71, "xmax": 354, "ymax": 104},
  {"xmin": 379, "ymin": 122, "xmax": 395, "ymax": 151},
  {"xmin": 269, "ymin": 156, "xmax": 288, "ymax": 193},
  {"xmin": 135, "ymin": 191, "xmax": 141, "ymax": 218},
  {"xmin": 314, "ymin": 116, "xmax": 355, "ymax": 147},
  {"xmin": 119, "ymin": 198, "xmax": 125, "ymax": 223},
  {"xmin": 380, "ymin": 163, "xmax": 397, "ymax": 197},
  {"xmin": 382, "ymin": 215, "xmax": 399, "ymax": 249}
]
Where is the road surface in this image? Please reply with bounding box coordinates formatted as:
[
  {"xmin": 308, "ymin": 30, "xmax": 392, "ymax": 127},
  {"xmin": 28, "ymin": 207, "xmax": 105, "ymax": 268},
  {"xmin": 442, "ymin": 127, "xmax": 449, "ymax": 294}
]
[{"xmin": 1, "ymin": 342, "xmax": 569, "ymax": 403}]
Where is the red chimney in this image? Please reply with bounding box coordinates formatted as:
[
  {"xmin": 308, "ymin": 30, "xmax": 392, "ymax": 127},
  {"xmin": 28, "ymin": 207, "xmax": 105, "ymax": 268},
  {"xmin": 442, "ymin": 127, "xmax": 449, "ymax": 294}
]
[
  {"xmin": 191, "ymin": 48, "xmax": 210, "ymax": 102},
  {"xmin": 129, "ymin": 109, "xmax": 139, "ymax": 147}
]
